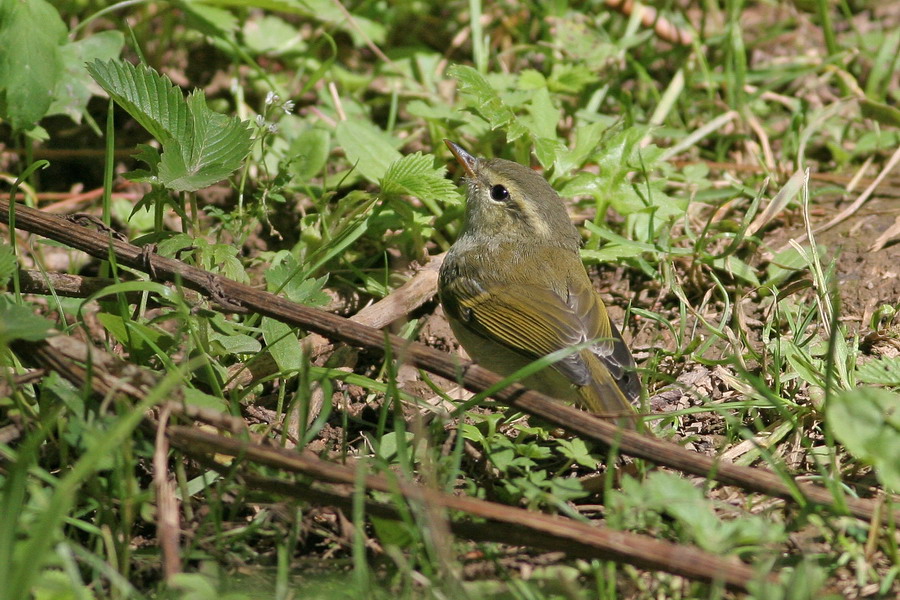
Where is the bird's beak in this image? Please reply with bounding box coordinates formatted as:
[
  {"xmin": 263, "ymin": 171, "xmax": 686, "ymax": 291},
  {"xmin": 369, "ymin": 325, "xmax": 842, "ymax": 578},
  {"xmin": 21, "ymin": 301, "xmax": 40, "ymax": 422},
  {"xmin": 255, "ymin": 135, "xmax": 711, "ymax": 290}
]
[{"xmin": 444, "ymin": 139, "xmax": 478, "ymax": 178}]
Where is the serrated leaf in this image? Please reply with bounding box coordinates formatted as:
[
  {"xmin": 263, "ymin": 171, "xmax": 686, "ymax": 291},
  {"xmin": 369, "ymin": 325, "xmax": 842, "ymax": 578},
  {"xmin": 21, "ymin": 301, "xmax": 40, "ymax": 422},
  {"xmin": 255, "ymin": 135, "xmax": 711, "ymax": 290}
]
[
  {"xmin": 158, "ymin": 92, "xmax": 253, "ymax": 192},
  {"xmin": 448, "ymin": 64, "xmax": 528, "ymax": 142},
  {"xmin": 335, "ymin": 120, "xmax": 401, "ymax": 182},
  {"xmin": 523, "ymin": 87, "xmax": 558, "ymax": 140},
  {"xmin": 0, "ymin": 0, "xmax": 67, "ymax": 130},
  {"xmin": 264, "ymin": 252, "xmax": 330, "ymax": 305},
  {"xmin": 828, "ymin": 388, "xmax": 900, "ymax": 492},
  {"xmin": 857, "ymin": 356, "xmax": 900, "ymax": 385},
  {"xmin": 380, "ymin": 152, "xmax": 460, "ymax": 204},
  {"xmin": 86, "ymin": 59, "xmax": 189, "ymax": 143}
]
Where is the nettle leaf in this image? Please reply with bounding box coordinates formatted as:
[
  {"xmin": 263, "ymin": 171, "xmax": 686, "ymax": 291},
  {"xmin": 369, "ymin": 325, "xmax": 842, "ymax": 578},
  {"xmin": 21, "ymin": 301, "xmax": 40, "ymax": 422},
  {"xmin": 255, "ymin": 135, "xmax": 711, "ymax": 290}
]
[
  {"xmin": 857, "ymin": 356, "xmax": 900, "ymax": 385},
  {"xmin": 380, "ymin": 152, "xmax": 460, "ymax": 205},
  {"xmin": 449, "ymin": 64, "xmax": 528, "ymax": 141},
  {"xmin": 87, "ymin": 59, "xmax": 189, "ymax": 142},
  {"xmin": 158, "ymin": 92, "xmax": 253, "ymax": 192},
  {"xmin": 0, "ymin": 0, "xmax": 67, "ymax": 131}
]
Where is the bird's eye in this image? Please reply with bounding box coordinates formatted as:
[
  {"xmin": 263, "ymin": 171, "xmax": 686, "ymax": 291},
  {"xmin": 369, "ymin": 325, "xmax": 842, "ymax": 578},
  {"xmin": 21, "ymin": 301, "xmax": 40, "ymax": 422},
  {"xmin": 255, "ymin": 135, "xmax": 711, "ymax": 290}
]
[{"xmin": 489, "ymin": 184, "xmax": 509, "ymax": 201}]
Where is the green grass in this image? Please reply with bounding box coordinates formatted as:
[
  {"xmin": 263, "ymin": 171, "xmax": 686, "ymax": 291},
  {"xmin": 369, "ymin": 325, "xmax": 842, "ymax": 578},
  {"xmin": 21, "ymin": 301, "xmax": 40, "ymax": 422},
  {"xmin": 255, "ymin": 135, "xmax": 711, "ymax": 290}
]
[{"xmin": 2, "ymin": 0, "xmax": 899, "ymax": 598}]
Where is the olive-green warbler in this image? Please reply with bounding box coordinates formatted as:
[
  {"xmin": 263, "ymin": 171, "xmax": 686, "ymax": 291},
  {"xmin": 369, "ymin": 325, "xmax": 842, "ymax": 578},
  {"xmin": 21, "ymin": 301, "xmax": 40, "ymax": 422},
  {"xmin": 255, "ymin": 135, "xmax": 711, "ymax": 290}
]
[{"xmin": 439, "ymin": 141, "xmax": 642, "ymax": 429}]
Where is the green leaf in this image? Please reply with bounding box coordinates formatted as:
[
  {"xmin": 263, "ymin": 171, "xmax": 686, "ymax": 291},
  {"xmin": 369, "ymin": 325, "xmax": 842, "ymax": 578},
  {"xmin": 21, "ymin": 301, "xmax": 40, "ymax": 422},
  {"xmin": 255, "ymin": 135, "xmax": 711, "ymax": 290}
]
[
  {"xmin": 264, "ymin": 252, "xmax": 331, "ymax": 305},
  {"xmin": 0, "ymin": 0, "xmax": 67, "ymax": 130},
  {"xmin": 827, "ymin": 388, "xmax": 900, "ymax": 492},
  {"xmin": 448, "ymin": 64, "xmax": 528, "ymax": 141},
  {"xmin": 860, "ymin": 99, "xmax": 900, "ymax": 128},
  {"xmin": 289, "ymin": 128, "xmax": 331, "ymax": 182},
  {"xmin": 556, "ymin": 438, "xmax": 599, "ymax": 469},
  {"xmin": 96, "ymin": 312, "xmax": 175, "ymax": 363},
  {"xmin": 243, "ymin": 14, "xmax": 305, "ymax": 55},
  {"xmin": 857, "ymin": 356, "xmax": 900, "ymax": 385},
  {"xmin": 523, "ymin": 86, "xmax": 558, "ymax": 140},
  {"xmin": 48, "ymin": 31, "xmax": 124, "ymax": 124},
  {"xmin": 0, "ymin": 298, "xmax": 54, "ymax": 344},
  {"xmin": 158, "ymin": 92, "xmax": 253, "ymax": 192},
  {"xmin": 380, "ymin": 152, "xmax": 460, "ymax": 204},
  {"xmin": 182, "ymin": 389, "xmax": 229, "ymax": 412},
  {"xmin": 712, "ymin": 255, "xmax": 761, "ymax": 287},
  {"xmin": 208, "ymin": 331, "xmax": 261, "ymax": 356},
  {"xmin": 335, "ymin": 120, "xmax": 401, "ymax": 182},
  {"xmin": 0, "ymin": 241, "xmax": 15, "ymax": 287},
  {"xmin": 87, "ymin": 59, "xmax": 189, "ymax": 143},
  {"xmin": 581, "ymin": 244, "xmax": 646, "ymax": 263},
  {"xmin": 261, "ymin": 317, "xmax": 302, "ymax": 373}
]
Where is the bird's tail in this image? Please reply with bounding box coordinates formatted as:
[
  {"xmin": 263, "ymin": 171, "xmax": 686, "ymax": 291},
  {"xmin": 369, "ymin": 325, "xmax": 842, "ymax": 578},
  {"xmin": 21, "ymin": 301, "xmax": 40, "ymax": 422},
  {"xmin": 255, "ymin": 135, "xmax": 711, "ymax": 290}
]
[{"xmin": 575, "ymin": 352, "xmax": 644, "ymax": 432}]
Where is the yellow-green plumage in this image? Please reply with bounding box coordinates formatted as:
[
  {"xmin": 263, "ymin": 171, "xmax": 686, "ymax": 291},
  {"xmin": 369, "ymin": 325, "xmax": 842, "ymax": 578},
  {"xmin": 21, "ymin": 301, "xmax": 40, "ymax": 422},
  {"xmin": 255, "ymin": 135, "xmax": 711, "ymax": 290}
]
[{"xmin": 439, "ymin": 140, "xmax": 642, "ymax": 429}]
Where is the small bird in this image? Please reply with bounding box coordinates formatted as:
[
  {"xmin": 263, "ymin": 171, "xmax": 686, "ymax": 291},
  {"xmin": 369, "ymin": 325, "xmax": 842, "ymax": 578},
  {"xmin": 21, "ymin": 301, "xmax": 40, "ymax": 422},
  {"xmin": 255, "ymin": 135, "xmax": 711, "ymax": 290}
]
[{"xmin": 439, "ymin": 140, "xmax": 642, "ymax": 429}]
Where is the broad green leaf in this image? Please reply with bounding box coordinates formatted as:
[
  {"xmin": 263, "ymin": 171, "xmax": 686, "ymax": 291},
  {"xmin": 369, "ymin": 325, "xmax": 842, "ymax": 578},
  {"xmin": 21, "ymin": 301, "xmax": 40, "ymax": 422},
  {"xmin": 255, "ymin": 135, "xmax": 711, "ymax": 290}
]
[
  {"xmin": 87, "ymin": 59, "xmax": 189, "ymax": 143},
  {"xmin": 555, "ymin": 122, "xmax": 606, "ymax": 173},
  {"xmin": 861, "ymin": 99, "xmax": 900, "ymax": 128},
  {"xmin": 828, "ymin": 388, "xmax": 900, "ymax": 492},
  {"xmin": 180, "ymin": 1, "xmax": 239, "ymax": 37},
  {"xmin": 0, "ymin": 0, "xmax": 67, "ymax": 130},
  {"xmin": 712, "ymin": 255, "xmax": 761, "ymax": 287},
  {"xmin": 261, "ymin": 317, "xmax": 302, "ymax": 373},
  {"xmin": 370, "ymin": 515, "xmax": 416, "ymax": 548},
  {"xmin": 406, "ymin": 100, "xmax": 467, "ymax": 125},
  {"xmin": 556, "ymin": 438, "xmax": 598, "ymax": 469},
  {"xmin": 243, "ymin": 14, "xmax": 305, "ymax": 55},
  {"xmin": 523, "ymin": 87, "xmax": 558, "ymax": 140},
  {"xmin": 335, "ymin": 120, "xmax": 401, "ymax": 182},
  {"xmin": 264, "ymin": 252, "xmax": 331, "ymax": 305},
  {"xmin": 0, "ymin": 299, "xmax": 54, "ymax": 344},
  {"xmin": 856, "ymin": 356, "xmax": 900, "ymax": 386},
  {"xmin": 96, "ymin": 312, "xmax": 175, "ymax": 363},
  {"xmin": 209, "ymin": 331, "xmax": 261, "ymax": 355},
  {"xmin": 158, "ymin": 92, "xmax": 253, "ymax": 192},
  {"xmin": 182, "ymin": 389, "xmax": 229, "ymax": 412},
  {"xmin": 48, "ymin": 31, "xmax": 124, "ymax": 123},
  {"xmin": 380, "ymin": 152, "xmax": 460, "ymax": 204},
  {"xmin": 289, "ymin": 128, "xmax": 331, "ymax": 182}
]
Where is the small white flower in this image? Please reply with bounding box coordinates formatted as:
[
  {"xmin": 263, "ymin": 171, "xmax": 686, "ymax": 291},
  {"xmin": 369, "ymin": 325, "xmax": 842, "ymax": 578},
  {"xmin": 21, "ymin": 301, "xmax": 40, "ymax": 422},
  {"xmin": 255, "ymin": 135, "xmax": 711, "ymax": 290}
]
[
  {"xmin": 265, "ymin": 91, "xmax": 279, "ymax": 105},
  {"xmin": 255, "ymin": 114, "xmax": 266, "ymax": 127},
  {"xmin": 281, "ymin": 100, "xmax": 295, "ymax": 115},
  {"xmin": 268, "ymin": 123, "xmax": 279, "ymax": 134}
]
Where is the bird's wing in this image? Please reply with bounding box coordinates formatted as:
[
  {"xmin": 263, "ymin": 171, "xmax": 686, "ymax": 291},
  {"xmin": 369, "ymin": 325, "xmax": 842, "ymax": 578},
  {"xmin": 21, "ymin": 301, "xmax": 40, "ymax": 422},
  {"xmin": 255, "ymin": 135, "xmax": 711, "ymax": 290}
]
[{"xmin": 443, "ymin": 275, "xmax": 612, "ymax": 387}]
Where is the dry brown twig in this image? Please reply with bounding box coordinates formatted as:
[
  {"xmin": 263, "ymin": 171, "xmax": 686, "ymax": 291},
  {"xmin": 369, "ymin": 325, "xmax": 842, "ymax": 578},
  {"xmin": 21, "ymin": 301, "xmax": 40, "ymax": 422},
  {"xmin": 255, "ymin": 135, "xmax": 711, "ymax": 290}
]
[{"xmin": 13, "ymin": 334, "xmax": 761, "ymax": 591}]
